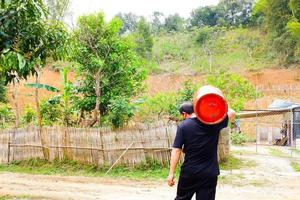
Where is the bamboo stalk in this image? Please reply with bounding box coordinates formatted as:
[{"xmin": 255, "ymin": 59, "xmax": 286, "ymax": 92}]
[
  {"xmin": 105, "ymin": 142, "xmax": 134, "ymax": 175},
  {"xmin": 7, "ymin": 140, "xmax": 10, "ymax": 164},
  {"xmin": 9, "ymin": 143, "xmax": 171, "ymax": 151}
]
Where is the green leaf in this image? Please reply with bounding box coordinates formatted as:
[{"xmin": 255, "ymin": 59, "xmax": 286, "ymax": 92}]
[
  {"xmin": 17, "ymin": 53, "xmax": 26, "ymax": 69},
  {"xmin": 25, "ymin": 83, "xmax": 60, "ymax": 92},
  {"xmin": 3, "ymin": 49, "xmax": 10, "ymax": 54},
  {"xmin": 287, "ymin": 21, "xmax": 300, "ymax": 39}
]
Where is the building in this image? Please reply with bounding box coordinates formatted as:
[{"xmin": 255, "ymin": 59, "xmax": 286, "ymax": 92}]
[{"xmin": 238, "ymin": 100, "xmax": 300, "ymax": 148}]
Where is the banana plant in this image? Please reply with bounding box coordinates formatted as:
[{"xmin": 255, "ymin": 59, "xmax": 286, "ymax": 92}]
[
  {"xmin": 60, "ymin": 67, "xmax": 72, "ymax": 126},
  {"xmin": 24, "ymin": 83, "xmax": 60, "ymax": 92}
]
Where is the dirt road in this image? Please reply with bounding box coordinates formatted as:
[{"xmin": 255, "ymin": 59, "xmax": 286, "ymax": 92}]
[{"xmin": 0, "ymin": 145, "xmax": 300, "ymax": 200}]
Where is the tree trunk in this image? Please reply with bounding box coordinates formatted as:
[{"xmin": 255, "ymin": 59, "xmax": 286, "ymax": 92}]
[
  {"xmin": 89, "ymin": 73, "xmax": 101, "ymax": 127},
  {"xmin": 208, "ymin": 49, "xmax": 212, "ymax": 73},
  {"xmin": 35, "ymin": 68, "xmax": 49, "ymax": 160},
  {"xmin": 203, "ymin": 47, "xmax": 213, "ymax": 73},
  {"xmin": 35, "ymin": 72, "xmax": 42, "ymax": 130},
  {"xmin": 61, "ymin": 68, "xmax": 70, "ymax": 126},
  {"xmin": 12, "ymin": 81, "xmax": 19, "ymax": 127}
]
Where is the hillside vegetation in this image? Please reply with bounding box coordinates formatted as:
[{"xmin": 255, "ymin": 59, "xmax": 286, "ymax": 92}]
[
  {"xmin": 1, "ymin": 0, "xmax": 300, "ymax": 128},
  {"xmin": 152, "ymin": 28, "xmax": 273, "ymax": 74}
]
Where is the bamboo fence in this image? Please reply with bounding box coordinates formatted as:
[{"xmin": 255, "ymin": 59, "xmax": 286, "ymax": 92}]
[{"xmin": 0, "ymin": 123, "xmax": 230, "ymax": 166}]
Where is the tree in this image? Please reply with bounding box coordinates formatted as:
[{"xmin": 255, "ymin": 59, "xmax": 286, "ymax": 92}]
[
  {"xmin": 72, "ymin": 12, "xmax": 146, "ymax": 127},
  {"xmin": 151, "ymin": 11, "xmax": 165, "ymax": 34},
  {"xmin": 255, "ymin": 0, "xmax": 299, "ymax": 63},
  {"xmin": 0, "ymin": 0, "xmax": 47, "ymax": 83},
  {"xmin": 116, "ymin": 12, "xmax": 139, "ymax": 34},
  {"xmin": 190, "ymin": 6, "xmax": 219, "ymax": 27},
  {"xmin": 287, "ymin": 0, "xmax": 300, "ymax": 39},
  {"xmin": 44, "ymin": 0, "xmax": 71, "ymax": 21},
  {"xmin": 134, "ymin": 18, "xmax": 154, "ymax": 59},
  {"xmin": 0, "ymin": 0, "xmax": 69, "ymax": 83},
  {"xmin": 196, "ymin": 27, "xmax": 225, "ymax": 72},
  {"xmin": 1, "ymin": 0, "xmax": 69, "ymax": 160},
  {"xmin": 218, "ymin": 0, "xmax": 254, "ymax": 26},
  {"xmin": 0, "ymin": 78, "xmax": 7, "ymax": 103},
  {"xmin": 188, "ymin": 0, "xmax": 255, "ymax": 28},
  {"xmin": 164, "ymin": 13, "xmax": 185, "ymax": 32}
]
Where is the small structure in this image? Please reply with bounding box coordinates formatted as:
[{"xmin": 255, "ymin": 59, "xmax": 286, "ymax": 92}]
[{"xmin": 238, "ymin": 100, "xmax": 300, "ymax": 147}]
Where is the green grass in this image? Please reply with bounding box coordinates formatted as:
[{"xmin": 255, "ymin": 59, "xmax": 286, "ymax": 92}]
[
  {"xmin": 291, "ymin": 161, "xmax": 300, "ymax": 172},
  {"xmin": 218, "ymin": 174, "xmax": 245, "ymax": 185},
  {"xmin": 230, "ymin": 149, "xmax": 256, "ymax": 155},
  {"xmin": 219, "ymin": 155, "xmax": 256, "ymax": 171},
  {"xmin": 0, "ymin": 158, "xmax": 177, "ymax": 181},
  {"xmin": 0, "ymin": 195, "xmax": 40, "ymax": 200},
  {"xmin": 152, "ymin": 28, "xmax": 274, "ymax": 75},
  {"xmin": 291, "ymin": 149, "xmax": 300, "ymax": 155},
  {"xmin": 0, "ymin": 156, "xmax": 252, "ymax": 180},
  {"xmin": 218, "ymin": 174, "xmax": 269, "ymax": 187},
  {"xmin": 268, "ymin": 148, "xmax": 287, "ymax": 157}
]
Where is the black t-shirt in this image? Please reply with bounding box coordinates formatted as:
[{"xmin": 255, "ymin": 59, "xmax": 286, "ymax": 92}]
[{"xmin": 173, "ymin": 117, "xmax": 228, "ymax": 177}]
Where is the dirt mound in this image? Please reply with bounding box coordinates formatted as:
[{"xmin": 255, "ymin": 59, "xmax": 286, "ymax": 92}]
[
  {"xmin": 7, "ymin": 68, "xmax": 300, "ymax": 113},
  {"xmin": 7, "ymin": 67, "xmax": 74, "ymax": 112}
]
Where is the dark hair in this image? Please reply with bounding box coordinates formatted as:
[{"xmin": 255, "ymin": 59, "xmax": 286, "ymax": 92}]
[{"xmin": 179, "ymin": 102, "xmax": 194, "ymax": 115}]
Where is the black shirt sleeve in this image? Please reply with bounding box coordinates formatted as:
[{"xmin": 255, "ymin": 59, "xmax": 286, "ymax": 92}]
[
  {"xmin": 173, "ymin": 126, "xmax": 184, "ymax": 149},
  {"xmin": 218, "ymin": 116, "xmax": 229, "ymax": 132}
]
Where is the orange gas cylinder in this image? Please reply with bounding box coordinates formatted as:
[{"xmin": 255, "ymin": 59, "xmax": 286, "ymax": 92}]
[{"xmin": 193, "ymin": 85, "xmax": 228, "ymax": 125}]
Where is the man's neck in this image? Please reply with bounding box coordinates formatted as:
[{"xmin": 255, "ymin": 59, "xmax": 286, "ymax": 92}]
[{"xmin": 186, "ymin": 113, "xmax": 196, "ymax": 119}]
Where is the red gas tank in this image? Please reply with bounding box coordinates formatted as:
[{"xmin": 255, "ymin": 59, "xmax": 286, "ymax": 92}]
[{"xmin": 193, "ymin": 85, "xmax": 228, "ymax": 125}]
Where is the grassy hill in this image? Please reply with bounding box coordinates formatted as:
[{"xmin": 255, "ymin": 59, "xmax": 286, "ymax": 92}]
[
  {"xmin": 8, "ymin": 27, "xmax": 300, "ymax": 112},
  {"xmin": 5, "ymin": 27, "xmax": 300, "ymax": 128},
  {"xmin": 151, "ymin": 28, "xmax": 278, "ymax": 75}
]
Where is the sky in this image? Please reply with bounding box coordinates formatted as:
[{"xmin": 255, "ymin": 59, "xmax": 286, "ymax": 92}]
[{"xmin": 67, "ymin": 0, "xmax": 220, "ymax": 25}]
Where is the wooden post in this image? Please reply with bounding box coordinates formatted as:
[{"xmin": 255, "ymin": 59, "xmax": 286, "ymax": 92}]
[
  {"xmin": 62, "ymin": 127, "xmax": 71, "ymax": 160},
  {"xmin": 165, "ymin": 126, "xmax": 172, "ymax": 164},
  {"xmin": 99, "ymin": 130, "xmax": 105, "ymax": 165},
  {"xmin": 7, "ymin": 140, "xmax": 10, "ymax": 164},
  {"xmin": 218, "ymin": 127, "xmax": 230, "ymax": 162},
  {"xmin": 40, "ymin": 128, "xmax": 50, "ymax": 160}
]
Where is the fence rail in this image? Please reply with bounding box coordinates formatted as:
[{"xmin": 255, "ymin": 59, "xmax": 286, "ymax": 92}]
[
  {"xmin": 0, "ymin": 125, "xmax": 177, "ymax": 165},
  {"xmin": 0, "ymin": 124, "xmax": 230, "ymax": 166}
]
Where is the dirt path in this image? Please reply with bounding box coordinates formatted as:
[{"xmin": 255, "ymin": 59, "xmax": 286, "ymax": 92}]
[
  {"xmin": 0, "ymin": 173, "xmax": 173, "ymax": 200},
  {"xmin": 1, "ymin": 145, "xmax": 300, "ymax": 200}
]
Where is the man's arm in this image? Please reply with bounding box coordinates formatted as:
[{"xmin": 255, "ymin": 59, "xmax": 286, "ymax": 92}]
[
  {"xmin": 167, "ymin": 148, "xmax": 182, "ymax": 187},
  {"xmin": 228, "ymin": 108, "xmax": 235, "ymax": 122}
]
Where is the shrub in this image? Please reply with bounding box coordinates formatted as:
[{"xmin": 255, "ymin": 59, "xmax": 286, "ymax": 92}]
[
  {"xmin": 0, "ymin": 103, "xmax": 15, "ymax": 128},
  {"xmin": 170, "ymin": 80, "xmax": 199, "ymax": 121},
  {"xmin": 108, "ymin": 98, "xmax": 134, "ymax": 128},
  {"xmin": 21, "ymin": 106, "xmax": 36, "ymax": 125},
  {"xmin": 40, "ymin": 96, "xmax": 63, "ymax": 126},
  {"xmin": 196, "ymin": 27, "xmax": 214, "ymax": 45},
  {"xmin": 231, "ymin": 132, "xmax": 247, "ymax": 145},
  {"xmin": 134, "ymin": 92, "xmax": 178, "ymax": 122},
  {"xmin": 206, "ymin": 72, "xmax": 259, "ymax": 112}
]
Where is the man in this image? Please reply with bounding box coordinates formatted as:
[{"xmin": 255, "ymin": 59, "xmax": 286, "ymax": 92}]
[
  {"xmin": 167, "ymin": 102, "xmax": 229, "ymax": 200},
  {"xmin": 178, "ymin": 101, "xmax": 196, "ymax": 119}
]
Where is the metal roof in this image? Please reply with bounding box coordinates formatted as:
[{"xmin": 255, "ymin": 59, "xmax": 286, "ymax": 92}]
[
  {"xmin": 238, "ymin": 99, "xmax": 300, "ymax": 119},
  {"xmin": 268, "ymin": 99, "xmax": 300, "ymax": 109}
]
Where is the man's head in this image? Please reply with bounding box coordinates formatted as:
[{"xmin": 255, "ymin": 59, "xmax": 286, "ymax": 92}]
[{"xmin": 179, "ymin": 102, "xmax": 194, "ymax": 119}]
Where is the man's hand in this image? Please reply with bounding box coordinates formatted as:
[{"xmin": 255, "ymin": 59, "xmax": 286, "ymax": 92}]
[
  {"xmin": 168, "ymin": 148, "xmax": 181, "ymax": 187},
  {"xmin": 167, "ymin": 173, "xmax": 175, "ymax": 187},
  {"xmin": 228, "ymin": 108, "xmax": 235, "ymax": 122}
]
